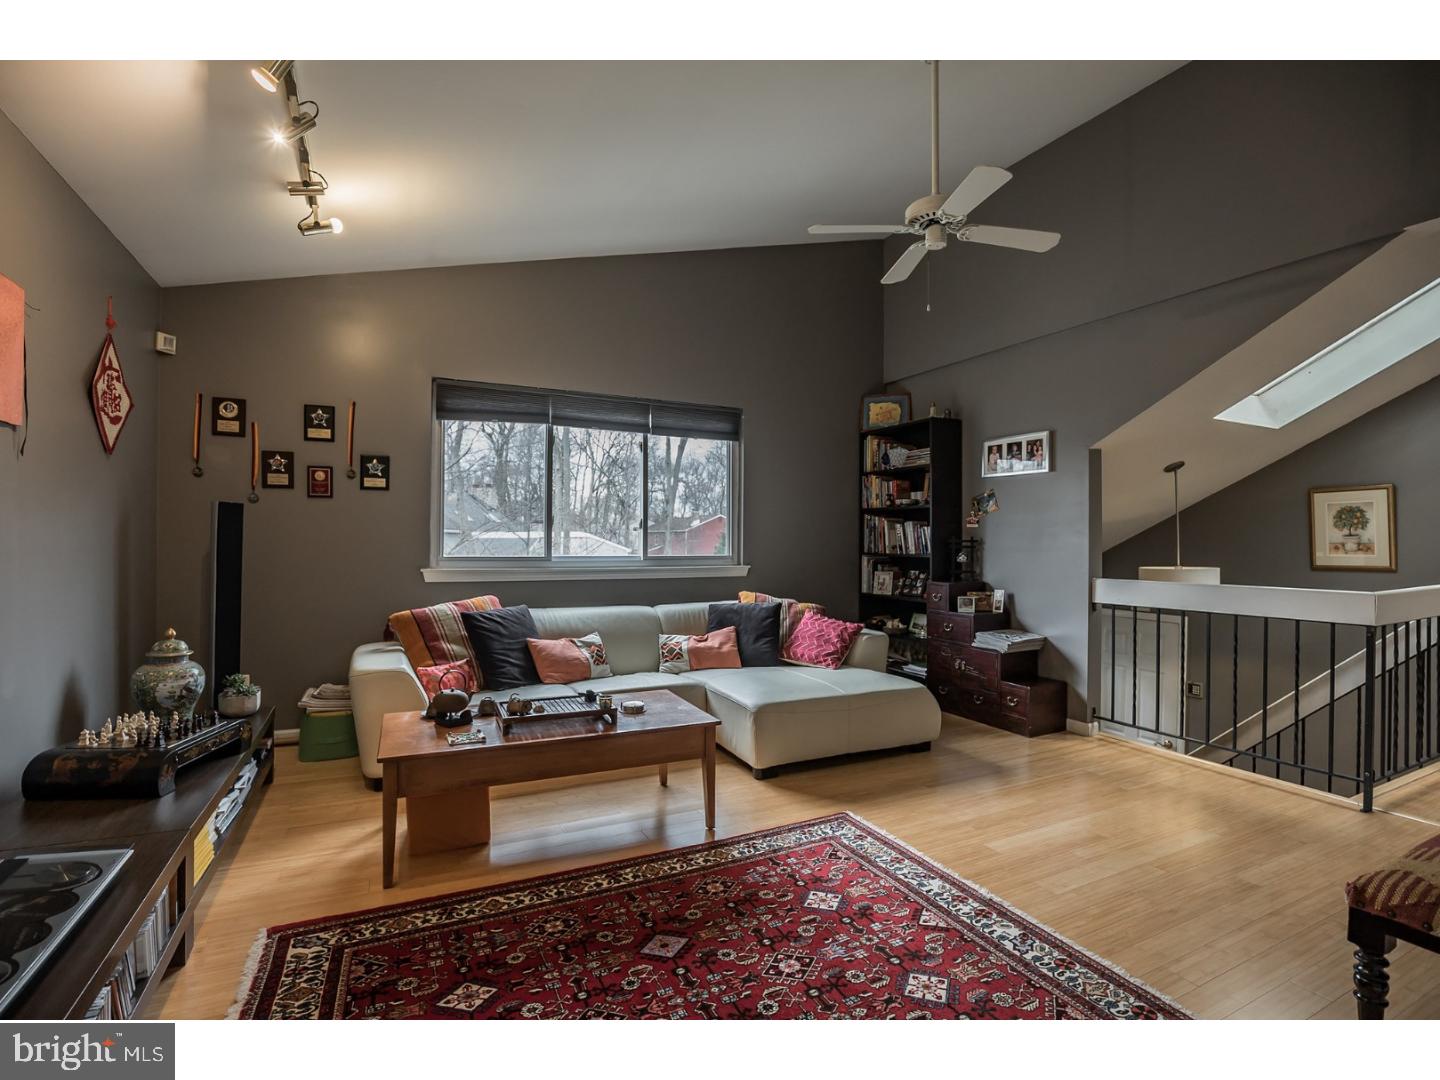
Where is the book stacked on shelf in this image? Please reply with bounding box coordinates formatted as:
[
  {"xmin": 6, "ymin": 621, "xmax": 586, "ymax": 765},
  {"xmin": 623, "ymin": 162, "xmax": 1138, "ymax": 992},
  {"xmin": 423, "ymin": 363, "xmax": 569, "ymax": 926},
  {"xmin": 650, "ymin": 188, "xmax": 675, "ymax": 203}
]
[
  {"xmin": 863, "ymin": 435, "xmax": 926, "ymax": 472},
  {"xmin": 861, "ymin": 472, "xmax": 930, "ymax": 508},
  {"xmin": 86, "ymin": 887, "xmax": 172, "ymax": 1019},
  {"xmin": 192, "ymin": 825, "xmax": 216, "ymax": 886},
  {"xmin": 972, "ymin": 630, "xmax": 1047, "ymax": 653},
  {"xmin": 865, "ymin": 516, "xmax": 931, "ymax": 555}
]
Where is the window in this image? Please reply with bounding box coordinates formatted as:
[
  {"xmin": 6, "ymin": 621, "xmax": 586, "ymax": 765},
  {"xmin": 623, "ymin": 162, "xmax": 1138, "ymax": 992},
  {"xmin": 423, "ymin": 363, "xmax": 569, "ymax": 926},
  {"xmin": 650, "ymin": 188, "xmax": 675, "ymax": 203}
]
[{"xmin": 432, "ymin": 380, "xmax": 741, "ymax": 573}]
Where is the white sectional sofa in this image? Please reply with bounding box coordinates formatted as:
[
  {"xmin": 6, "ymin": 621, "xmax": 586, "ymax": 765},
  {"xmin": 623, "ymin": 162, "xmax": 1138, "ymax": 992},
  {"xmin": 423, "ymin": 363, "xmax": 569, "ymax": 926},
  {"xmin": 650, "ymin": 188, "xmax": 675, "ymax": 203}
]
[{"xmin": 349, "ymin": 601, "xmax": 941, "ymax": 783}]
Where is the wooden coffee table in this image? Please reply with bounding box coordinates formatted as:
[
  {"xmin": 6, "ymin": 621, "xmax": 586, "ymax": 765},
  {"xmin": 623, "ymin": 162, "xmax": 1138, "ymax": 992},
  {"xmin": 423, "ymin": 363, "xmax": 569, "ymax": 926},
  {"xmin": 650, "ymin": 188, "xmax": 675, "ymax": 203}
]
[{"xmin": 377, "ymin": 689, "xmax": 719, "ymax": 887}]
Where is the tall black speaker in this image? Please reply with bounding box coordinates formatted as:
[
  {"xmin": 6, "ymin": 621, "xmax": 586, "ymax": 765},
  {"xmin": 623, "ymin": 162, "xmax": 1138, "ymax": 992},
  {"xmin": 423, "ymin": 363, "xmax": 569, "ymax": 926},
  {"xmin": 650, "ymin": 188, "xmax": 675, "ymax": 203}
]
[{"xmin": 210, "ymin": 501, "xmax": 244, "ymax": 706}]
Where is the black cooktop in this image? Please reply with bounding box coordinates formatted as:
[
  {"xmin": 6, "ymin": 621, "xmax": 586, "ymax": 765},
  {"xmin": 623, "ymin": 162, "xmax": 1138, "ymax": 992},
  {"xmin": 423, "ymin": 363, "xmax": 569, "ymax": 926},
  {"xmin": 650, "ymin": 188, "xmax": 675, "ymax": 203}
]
[{"xmin": 0, "ymin": 848, "xmax": 132, "ymax": 1016}]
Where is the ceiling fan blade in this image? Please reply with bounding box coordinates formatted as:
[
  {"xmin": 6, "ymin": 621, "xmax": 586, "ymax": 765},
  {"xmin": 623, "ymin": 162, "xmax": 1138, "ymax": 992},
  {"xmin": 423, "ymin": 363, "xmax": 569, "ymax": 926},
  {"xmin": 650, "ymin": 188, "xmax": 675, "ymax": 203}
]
[
  {"xmin": 938, "ymin": 165, "xmax": 1012, "ymax": 218},
  {"xmin": 960, "ymin": 224, "xmax": 1061, "ymax": 253},
  {"xmin": 881, "ymin": 241, "xmax": 928, "ymax": 285},
  {"xmin": 809, "ymin": 224, "xmax": 911, "ymax": 235}
]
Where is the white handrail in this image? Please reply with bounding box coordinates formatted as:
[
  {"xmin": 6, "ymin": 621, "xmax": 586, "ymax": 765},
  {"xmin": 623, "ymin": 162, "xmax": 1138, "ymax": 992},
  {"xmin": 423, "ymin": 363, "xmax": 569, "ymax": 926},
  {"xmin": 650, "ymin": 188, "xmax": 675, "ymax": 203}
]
[{"xmin": 1092, "ymin": 578, "xmax": 1440, "ymax": 627}]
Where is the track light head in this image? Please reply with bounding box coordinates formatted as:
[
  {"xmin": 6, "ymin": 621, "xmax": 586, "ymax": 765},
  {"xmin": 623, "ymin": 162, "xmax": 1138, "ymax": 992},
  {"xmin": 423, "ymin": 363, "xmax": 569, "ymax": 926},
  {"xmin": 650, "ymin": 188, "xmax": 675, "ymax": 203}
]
[
  {"xmin": 286, "ymin": 178, "xmax": 328, "ymax": 197},
  {"xmin": 297, "ymin": 209, "xmax": 344, "ymax": 237},
  {"xmin": 271, "ymin": 110, "xmax": 317, "ymax": 146},
  {"xmin": 251, "ymin": 61, "xmax": 294, "ymax": 93}
]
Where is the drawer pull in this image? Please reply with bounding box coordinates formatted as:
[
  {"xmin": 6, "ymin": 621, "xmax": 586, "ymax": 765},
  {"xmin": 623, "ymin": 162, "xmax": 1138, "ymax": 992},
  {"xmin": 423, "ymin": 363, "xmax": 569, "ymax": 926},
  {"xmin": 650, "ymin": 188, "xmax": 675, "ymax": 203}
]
[
  {"xmin": 936, "ymin": 685, "xmax": 949, "ymax": 696},
  {"xmin": 942, "ymin": 622, "xmax": 953, "ymax": 633},
  {"xmin": 930, "ymin": 593, "xmax": 943, "ymax": 603},
  {"xmin": 1004, "ymin": 695, "xmax": 1020, "ymax": 708},
  {"xmin": 960, "ymin": 662, "xmax": 976, "ymax": 675},
  {"xmin": 971, "ymin": 694, "xmax": 986, "ymax": 705},
  {"xmin": 952, "ymin": 658, "xmax": 963, "ymax": 671}
]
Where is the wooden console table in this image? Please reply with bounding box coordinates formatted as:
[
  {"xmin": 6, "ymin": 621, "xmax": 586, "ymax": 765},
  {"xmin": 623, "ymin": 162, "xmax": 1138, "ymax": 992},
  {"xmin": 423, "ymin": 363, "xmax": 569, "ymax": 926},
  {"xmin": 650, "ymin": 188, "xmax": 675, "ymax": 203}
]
[
  {"xmin": 378, "ymin": 689, "xmax": 718, "ymax": 887},
  {"xmin": 0, "ymin": 707, "xmax": 275, "ymax": 1019}
]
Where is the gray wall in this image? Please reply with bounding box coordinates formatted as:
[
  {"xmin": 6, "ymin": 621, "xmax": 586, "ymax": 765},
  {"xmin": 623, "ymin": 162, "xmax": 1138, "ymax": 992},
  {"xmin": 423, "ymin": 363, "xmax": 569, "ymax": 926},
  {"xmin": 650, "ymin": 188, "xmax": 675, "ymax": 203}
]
[
  {"xmin": 882, "ymin": 61, "xmax": 1440, "ymax": 717},
  {"xmin": 1105, "ymin": 374, "xmax": 1440, "ymax": 587},
  {"xmin": 157, "ymin": 241, "xmax": 883, "ymax": 729},
  {"xmin": 0, "ymin": 110, "xmax": 162, "ymax": 791}
]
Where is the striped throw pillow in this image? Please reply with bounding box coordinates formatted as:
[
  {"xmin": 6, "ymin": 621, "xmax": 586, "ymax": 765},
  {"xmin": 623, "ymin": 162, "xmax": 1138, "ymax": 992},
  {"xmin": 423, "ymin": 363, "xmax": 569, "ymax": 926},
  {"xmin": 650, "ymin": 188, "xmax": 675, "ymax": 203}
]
[{"xmin": 385, "ymin": 595, "xmax": 502, "ymax": 683}]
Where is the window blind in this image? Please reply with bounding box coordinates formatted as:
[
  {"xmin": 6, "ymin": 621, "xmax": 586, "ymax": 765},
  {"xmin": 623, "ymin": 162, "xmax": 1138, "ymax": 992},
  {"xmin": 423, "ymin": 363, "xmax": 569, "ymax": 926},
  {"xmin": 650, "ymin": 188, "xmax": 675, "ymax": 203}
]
[{"xmin": 434, "ymin": 379, "xmax": 741, "ymax": 441}]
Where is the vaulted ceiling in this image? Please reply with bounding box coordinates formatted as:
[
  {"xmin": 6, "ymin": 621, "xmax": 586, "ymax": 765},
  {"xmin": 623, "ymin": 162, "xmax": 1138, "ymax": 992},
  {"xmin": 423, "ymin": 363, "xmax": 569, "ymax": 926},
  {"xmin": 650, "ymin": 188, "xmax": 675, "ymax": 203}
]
[{"xmin": 0, "ymin": 60, "xmax": 1179, "ymax": 286}]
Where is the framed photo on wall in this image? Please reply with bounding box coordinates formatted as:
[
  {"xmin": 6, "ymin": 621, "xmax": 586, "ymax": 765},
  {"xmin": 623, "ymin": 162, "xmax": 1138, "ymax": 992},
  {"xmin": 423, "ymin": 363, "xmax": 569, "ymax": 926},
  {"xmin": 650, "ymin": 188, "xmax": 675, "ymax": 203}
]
[
  {"xmin": 1309, "ymin": 484, "xmax": 1396, "ymax": 571},
  {"xmin": 981, "ymin": 430, "xmax": 1051, "ymax": 477}
]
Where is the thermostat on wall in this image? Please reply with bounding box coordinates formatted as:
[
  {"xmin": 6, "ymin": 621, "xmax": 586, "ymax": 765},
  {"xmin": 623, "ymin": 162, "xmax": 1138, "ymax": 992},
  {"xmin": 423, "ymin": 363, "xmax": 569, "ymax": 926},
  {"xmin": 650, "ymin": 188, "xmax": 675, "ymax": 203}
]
[{"xmin": 154, "ymin": 331, "xmax": 177, "ymax": 355}]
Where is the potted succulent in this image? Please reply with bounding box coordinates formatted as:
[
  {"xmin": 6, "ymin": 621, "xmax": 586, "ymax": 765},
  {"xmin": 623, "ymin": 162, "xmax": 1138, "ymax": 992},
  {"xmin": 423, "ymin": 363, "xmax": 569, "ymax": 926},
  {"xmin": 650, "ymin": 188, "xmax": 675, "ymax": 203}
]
[{"xmin": 218, "ymin": 673, "xmax": 262, "ymax": 718}]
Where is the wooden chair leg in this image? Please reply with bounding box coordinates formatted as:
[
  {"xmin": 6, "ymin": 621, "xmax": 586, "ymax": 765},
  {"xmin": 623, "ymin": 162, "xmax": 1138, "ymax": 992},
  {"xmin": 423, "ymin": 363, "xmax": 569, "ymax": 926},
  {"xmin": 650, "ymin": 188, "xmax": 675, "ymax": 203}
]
[
  {"xmin": 1353, "ymin": 945, "xmax": 1392, "ymax": 1019},
  {"xmin": 1348, "ymin": 910, "xmax": 1396, "ymax": 1020}
]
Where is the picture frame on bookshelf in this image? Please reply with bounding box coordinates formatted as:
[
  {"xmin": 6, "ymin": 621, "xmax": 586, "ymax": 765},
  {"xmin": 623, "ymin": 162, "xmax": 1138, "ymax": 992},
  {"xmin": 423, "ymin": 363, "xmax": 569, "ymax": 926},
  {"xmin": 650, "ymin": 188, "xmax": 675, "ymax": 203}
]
[
  {"xmin": 908, "ymin": 613, "xmax": 928, "ymax": 638},
  {"xmin": 981, "ymin": 430, "xmax": 1051, "ymax": 477},
  {"xmin": 992, "ymin": 588, "xmax": 1007, "ymax": 614},
  {"xmin": 955, "ymin": 596, "xmax": 977, "ymax": 614},
  {"xmin": 861, "ymin": 392, "xmax": 912, "ymax": 431},
  {"xmin": 872, "ymin": 569, "xmax": 895, "ymax": 596}
]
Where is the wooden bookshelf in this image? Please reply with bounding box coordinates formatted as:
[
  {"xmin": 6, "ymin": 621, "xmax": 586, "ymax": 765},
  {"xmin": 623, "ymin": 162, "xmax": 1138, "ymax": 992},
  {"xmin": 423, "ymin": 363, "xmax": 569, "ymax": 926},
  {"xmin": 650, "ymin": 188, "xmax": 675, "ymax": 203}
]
[{"xmin": 859, "ymin": 417, "xmax": 963, "ymax": 680}]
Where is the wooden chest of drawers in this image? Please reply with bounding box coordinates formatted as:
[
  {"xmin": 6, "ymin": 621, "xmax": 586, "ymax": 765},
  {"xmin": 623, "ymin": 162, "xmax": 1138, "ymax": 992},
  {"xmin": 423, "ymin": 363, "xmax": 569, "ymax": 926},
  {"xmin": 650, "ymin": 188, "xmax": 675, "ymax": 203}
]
[
  {"xmin": 927, "ymin": 640, "xmax": 1065, "ymax": 738},
  {"xmin": 926, "ymin": 611, "xmax": 1011, "ymax": 646}
]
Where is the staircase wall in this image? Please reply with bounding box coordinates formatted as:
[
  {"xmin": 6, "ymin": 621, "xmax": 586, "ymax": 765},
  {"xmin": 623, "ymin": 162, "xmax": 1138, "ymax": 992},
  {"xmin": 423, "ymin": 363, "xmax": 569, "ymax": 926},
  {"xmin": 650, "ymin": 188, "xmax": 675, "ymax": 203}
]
[{"xmin": 882, "ymin": 61, "xmax": 1440, "ymax": 718}]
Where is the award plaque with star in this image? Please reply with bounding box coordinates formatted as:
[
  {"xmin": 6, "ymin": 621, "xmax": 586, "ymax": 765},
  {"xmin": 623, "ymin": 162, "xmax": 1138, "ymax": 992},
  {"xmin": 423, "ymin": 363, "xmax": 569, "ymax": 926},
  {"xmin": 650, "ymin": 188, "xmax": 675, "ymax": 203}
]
[
  {"xmin": 304, "ymin": 403, "xmax": 337, "ymax": 441},
  {"xmin": 262, "ymin": 449, "xmax": 295, "ymax": 489},
  {"xmin": 360, "ymin": 453, "xmax": 390, "ymax": 491}
]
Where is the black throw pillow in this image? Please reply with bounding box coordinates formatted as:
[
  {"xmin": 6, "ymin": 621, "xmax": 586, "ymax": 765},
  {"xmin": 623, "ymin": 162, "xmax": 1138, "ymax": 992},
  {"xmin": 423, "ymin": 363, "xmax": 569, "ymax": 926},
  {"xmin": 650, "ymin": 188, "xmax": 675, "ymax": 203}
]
[
  {"xmin": 706, "ymin": 601, "xmax": 782, "ymax": 667},
  {"xmin": 461, "ymin": 605, "xmax": 541, "ymax": 690}
]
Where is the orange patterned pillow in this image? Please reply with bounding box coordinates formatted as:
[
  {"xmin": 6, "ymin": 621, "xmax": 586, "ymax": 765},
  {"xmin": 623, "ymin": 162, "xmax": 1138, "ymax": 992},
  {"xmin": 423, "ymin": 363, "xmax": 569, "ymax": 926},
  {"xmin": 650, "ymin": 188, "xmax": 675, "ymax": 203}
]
[
  {"xmin": 738, "ymin": 591, "xmax": 825, "ymax": 645},
  {"xmin": 385, "ymin": 595, "xmax": 502, "ymax": 680}
]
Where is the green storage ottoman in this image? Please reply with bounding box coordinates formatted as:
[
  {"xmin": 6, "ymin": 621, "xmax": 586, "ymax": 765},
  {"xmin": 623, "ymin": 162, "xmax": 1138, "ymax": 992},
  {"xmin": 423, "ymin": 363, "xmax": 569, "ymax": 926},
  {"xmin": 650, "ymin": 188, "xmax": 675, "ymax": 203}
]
[{"xmin": 300, "ymin": 710, "xmax": 359, "ymax": 762}]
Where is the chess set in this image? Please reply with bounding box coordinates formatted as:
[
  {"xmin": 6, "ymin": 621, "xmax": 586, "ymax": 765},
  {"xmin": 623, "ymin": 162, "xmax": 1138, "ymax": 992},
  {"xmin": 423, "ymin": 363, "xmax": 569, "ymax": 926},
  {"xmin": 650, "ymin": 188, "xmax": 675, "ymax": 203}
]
[
  {"xmin": 22, "ymin": 709, "xmax": 253, "ymax": 800},
  {"xmin": 484, "ymin": 690, "xmax": 619, "ymax": 736}
]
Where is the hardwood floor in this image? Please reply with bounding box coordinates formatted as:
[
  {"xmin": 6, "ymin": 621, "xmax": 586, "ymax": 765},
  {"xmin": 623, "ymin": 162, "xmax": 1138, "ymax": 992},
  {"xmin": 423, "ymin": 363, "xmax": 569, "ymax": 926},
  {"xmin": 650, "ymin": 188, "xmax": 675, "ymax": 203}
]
[{"xmin": 144, "ymin": 714, "xmax": 1440, "ymax": 1020}]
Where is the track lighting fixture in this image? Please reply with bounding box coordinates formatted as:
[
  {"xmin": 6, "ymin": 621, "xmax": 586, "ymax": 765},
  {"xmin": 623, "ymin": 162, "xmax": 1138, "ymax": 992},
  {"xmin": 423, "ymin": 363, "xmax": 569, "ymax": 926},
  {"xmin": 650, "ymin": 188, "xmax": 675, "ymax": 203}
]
[
  {"xmin": 270, "ymin": 108, "xmax": 317, "ymax": 146},
  {"xmin": 297, "ymin": 208, "xmax": 344, "ymax": 237},
  {"xmin": 253, "ymin": 61, "xmax": 345, "ymax": 238},
  {"xmin": 250, "ymin": 61, "xmax": 294, "ymax": 93}
]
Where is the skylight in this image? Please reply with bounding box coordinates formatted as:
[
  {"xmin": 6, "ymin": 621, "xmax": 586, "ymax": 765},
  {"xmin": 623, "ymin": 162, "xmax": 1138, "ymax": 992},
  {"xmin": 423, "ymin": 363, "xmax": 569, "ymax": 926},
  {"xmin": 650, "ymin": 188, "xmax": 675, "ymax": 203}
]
[{"xmin": 1215, "ymin": 275, "xmax": 1440, "ymax": 429}]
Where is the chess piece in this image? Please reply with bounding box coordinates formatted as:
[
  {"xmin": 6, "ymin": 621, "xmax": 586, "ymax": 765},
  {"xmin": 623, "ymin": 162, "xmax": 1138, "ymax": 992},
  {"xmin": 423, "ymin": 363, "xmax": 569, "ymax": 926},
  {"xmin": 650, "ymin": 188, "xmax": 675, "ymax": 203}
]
[
  {"xmin": 99, "ymin": 719, "xmax": 113, "ymax": 746},
  {"xmin": 531, "ymin": 702, "xmax": 545, "ymax": 714}
]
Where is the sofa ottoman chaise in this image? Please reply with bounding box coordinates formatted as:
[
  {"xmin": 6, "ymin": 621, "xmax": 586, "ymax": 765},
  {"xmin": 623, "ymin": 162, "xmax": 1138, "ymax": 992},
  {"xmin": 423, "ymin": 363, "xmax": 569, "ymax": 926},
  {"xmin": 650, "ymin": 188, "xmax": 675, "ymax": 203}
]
[{"xmin": 349, "ymin": 601, "xmax": 940, "ymax": 783}]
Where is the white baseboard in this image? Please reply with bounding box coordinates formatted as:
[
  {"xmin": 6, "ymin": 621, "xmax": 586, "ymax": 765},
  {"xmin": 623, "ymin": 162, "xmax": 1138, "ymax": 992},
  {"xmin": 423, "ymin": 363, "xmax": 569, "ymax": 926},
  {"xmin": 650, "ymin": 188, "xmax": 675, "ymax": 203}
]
[
  {"xmin": 1066, "ymin": 717, "xmax": 1098, "ymax": 736},
  {"xmin": 275, "ymin": 727, "xmax": 300, "ymax": 745}
]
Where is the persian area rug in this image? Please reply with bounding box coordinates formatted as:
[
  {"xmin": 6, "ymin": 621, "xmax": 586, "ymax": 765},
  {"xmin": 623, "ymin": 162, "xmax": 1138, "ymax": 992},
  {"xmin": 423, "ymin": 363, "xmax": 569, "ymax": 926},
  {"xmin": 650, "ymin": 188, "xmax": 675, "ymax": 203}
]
[{"xmin": 231, "ymin": 812, "xmax": 1188, "ymax": 1019}]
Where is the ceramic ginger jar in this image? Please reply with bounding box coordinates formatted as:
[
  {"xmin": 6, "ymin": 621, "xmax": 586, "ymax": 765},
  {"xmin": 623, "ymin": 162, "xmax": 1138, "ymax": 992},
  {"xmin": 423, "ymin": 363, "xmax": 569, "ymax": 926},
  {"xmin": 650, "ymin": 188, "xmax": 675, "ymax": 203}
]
[{"xmin": 131, "ymin": 628, "xmax": 206, "ymax": 719}]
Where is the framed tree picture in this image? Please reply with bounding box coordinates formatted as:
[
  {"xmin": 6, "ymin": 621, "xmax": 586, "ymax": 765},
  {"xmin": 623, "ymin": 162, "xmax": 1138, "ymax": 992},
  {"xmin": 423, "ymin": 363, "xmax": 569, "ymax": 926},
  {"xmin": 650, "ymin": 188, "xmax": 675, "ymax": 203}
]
[{"xmin": 1309, "ymin": 484, "xmax": 1396, "ymax": 571}]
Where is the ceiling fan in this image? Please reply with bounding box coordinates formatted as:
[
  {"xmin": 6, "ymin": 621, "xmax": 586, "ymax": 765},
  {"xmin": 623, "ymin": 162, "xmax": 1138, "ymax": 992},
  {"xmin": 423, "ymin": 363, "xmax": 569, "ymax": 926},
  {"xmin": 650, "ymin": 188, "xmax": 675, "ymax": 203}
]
[{"xmin": 809, "ymin": 60, "xmax": 1061, "ymax": 284}]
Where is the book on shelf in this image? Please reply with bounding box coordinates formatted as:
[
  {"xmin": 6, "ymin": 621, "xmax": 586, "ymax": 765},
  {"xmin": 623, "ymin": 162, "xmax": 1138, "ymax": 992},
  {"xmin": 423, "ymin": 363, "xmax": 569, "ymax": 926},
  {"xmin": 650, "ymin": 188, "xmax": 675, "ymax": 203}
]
[
  {"xmin": 863, "ymin": 435, "xmax": 928, "ymax": 472},
  {"xmin": 864, "ymin": 516, "xmax": 931, "ymax": 556},
  {"xmin": 89, "ymin": 886, "xmax": 173, "ymax": 1019}
]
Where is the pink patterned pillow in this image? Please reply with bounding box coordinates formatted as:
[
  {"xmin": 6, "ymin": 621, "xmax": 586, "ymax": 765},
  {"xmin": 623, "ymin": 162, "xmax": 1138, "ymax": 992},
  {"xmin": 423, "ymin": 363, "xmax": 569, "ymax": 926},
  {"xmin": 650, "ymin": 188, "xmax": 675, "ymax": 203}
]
[
  {"xmin": 782, "ymin": 610, "xmax": 863, "ymax": 669},
  {"xmin": 415, "ymin": 658, "xmax": 479, "ymax": 697}
]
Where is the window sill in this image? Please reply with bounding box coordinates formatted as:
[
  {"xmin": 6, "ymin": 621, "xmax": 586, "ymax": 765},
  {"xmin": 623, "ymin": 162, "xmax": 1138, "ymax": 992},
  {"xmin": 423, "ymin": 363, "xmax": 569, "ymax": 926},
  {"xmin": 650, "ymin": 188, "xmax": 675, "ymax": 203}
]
[{"xmin": 421, "ymin": 563, "xmax": 751, "ymax": 584}]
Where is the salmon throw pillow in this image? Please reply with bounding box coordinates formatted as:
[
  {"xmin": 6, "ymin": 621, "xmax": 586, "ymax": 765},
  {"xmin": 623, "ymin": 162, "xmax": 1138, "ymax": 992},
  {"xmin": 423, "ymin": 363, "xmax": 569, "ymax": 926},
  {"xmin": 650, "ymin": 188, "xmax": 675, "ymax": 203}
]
[
  {"xmin": 782, "ymin": 610, "xmax": 863, "ymax": 669},
  {"xmin": 526, "ymin": 633, "xmax": 613, "ymax": 684}
]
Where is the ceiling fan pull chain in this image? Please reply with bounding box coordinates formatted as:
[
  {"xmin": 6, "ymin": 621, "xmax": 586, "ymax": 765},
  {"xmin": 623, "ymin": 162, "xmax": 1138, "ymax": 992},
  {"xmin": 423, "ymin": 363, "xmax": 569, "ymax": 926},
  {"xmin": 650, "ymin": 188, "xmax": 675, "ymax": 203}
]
[{"xmin": 926, "ymin": 259, "xmax": 932, "ymax": 313}]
